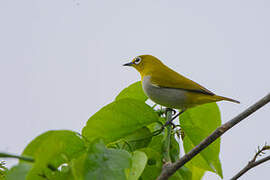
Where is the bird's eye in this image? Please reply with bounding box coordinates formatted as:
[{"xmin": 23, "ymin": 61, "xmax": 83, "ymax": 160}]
[{"xmin": 134, "ymin": 57, "xmax": 142, "ymax": 65}]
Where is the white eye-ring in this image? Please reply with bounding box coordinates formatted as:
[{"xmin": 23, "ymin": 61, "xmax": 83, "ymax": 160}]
[{"xmin": 134, "ymin": 57, "xmax": 142, "ymax": 65}]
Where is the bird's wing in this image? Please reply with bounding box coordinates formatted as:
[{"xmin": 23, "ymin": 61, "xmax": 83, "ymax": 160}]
[{"xmin": 149, "ymin": 66, "xmax": 215, "ymax": 95}]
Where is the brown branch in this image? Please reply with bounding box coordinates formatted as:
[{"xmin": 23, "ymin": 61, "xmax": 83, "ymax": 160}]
[
  {"xmin": 251, "ymin": 144, "xmax": 270, "ymax": 162},
  {"xmin": 230, "ymin": 144, "xmax": 270, "ymax": 180},
  {"xmin": 157, "ymin": 93, "xmax": 270, "ymax": 180}
]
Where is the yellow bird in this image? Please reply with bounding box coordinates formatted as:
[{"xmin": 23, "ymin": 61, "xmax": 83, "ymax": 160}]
[{"xmin": 123, "ymin": 55, "xmax": 239, "ymax": 122}]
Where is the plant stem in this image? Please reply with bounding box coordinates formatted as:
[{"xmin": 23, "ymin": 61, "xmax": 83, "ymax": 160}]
[
  {"xmin": 0, "ymin": 152, "xmax": 57, "ymax": 171},
  {"xmin": 0, "ymin": 152, "xmax": 34, "ymax": 163},
  {"xmin": 163, "ymin": 110, "xmax": 173, "ymax": 163}
]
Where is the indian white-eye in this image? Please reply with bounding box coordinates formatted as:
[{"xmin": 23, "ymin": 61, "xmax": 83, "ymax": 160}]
[{"xmin": 123, "ymin": 55, "xmax": 239, "ymax": 111}]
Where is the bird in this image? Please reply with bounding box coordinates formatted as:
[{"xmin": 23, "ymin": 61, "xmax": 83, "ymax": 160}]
[{"xmin": 123, "ymin": 55, "xmax": 239, "ymax": 125}]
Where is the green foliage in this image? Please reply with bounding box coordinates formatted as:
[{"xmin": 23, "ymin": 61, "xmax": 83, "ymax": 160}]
[
  {"xmin": 186, "ymin": 164, "xmax": 205, "ymax": 180},
  {"xmin": 181, "ymin": 103, "xmax": 223, "ymax": 178},
  {"xmin": 126, "ymin": 151, "xmax": 147, "ymax": 180},
  {"xmin": 82, "ymin": 98, "xmax": 159, "ymax": 144},
  {"xmin": 115, "ymin": 81, "xmax": 147, "ymax": 102},
  {"xmin": 176, "ymin": 166, "xmax": 192, "ymax": 180},
  {"xmin": 22, "ymin": 130, "xmax": 85, "ymax": 165},
  {"xmin": 6, "ymin": 163, "xmax": 32, "ymax": 180},
  {"xmin": 5, "ymin": 130, "xmax": 85, "ymax": 180},
  {"xmin": 3, "ymin": 81, "xmax": 224, "ymax": 180},
  {"xmin": 139, "ymin": 148, "xmax": 162, "ymax": 179},
  {"xmin": 72, "ymin": 139, "xmax": 132, "ymax": 180},
  {"xmin": 112, "ymin": 127, "xmax": 152, "ymax": 152},
  {"xmin": 0, "ymin": 161, "xmax": 8, "ymax": 179}
]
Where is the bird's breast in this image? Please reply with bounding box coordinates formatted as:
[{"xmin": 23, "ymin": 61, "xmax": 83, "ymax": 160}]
[{"xmin": 142, "ymin": 75, "xmax": 187, "ymax": 109}]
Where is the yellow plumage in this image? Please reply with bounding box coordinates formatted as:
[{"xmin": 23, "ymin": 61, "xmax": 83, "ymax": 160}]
[{"xmin": 123, "ymin": 55, "xmax": 239, "ymax": 109}]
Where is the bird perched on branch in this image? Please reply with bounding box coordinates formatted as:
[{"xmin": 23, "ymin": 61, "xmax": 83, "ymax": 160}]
[{"xmin": 123, "ymin": 55, "xmax": 239, "ymax": 124}]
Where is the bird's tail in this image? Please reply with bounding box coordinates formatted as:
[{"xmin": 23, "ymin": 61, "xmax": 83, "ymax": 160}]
[{"xmin": 214, "ymin": 95, "xmax": 240, "ymax": 104}]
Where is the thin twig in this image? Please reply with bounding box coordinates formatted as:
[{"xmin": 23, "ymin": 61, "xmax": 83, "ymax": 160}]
[
  {"xmin": 157, "ymin": 93, "xmax": 270, "ymax": 180},
  {"xmin": 0, "ymin": 152, "xmax": 57, "ymax": 171},
  {"xmin": 231, "ymin": 144, "xmax": 270, "ymax": 180},
  {"xmin": 251, "ymin": 144, "xmax": 270, "ymax": 163},
  {"xmin": 0, "ymin": 152, "xmax": 34, "ymax": 162}
]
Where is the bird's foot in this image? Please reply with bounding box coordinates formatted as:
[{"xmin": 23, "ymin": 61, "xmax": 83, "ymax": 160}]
[
  {"xmin": 163, "ymin": 109, "xmax": 186, "ymax": 128},
  {"xmin": 165, "ymin": 108, "xmax": 177, "ymax": 115}
]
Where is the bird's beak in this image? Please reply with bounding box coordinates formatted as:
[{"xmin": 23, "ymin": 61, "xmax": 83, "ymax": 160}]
[{"xmin": 123, "ymin": 62, "xmax": 133, "ymax": 66}]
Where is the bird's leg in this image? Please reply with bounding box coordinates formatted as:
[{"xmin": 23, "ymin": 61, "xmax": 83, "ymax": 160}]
[
  {"xmin": 165, "ymin": 108, "xmax": 177, "ymax": 115},
  {"xmin": 170, "ymin": 122, "xmax": 176, "ymax": 129},
  {"xmin": 152, "ymin": 109, "xmax": 184, "ymax": 136},
  {"xmin": 164, "ymin": 109, "xmax": 185, "ymax": 127},
  {"xmin": 164, "ymin": 108, "xmax": 176, "ymax": 128},
  {"xmin": 175, "ymin": 127, "xmax": 185, "ymax": 140}
]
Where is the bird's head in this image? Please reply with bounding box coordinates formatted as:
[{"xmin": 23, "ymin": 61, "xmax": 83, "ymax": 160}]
[{"xmin": 123, "ymin": 55, "xmax": 163, "ymax": 76}]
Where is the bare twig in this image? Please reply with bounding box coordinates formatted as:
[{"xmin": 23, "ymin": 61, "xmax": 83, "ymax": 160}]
[
  {"xmin": 231, "ymin": 144, "xmax": 270, "ymax": 180},
  {"xmin": 157, "ymin": 93, "xmax": 270, "ymax": 180},
  {"xmin": 251, "ymin": 144, "xmax": 270, "ymax": 162}
]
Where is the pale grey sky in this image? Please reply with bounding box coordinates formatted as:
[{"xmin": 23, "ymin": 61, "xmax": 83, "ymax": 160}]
[{"xmin": 0, "ymin": 0, "xmax": 269, "ymax": 179}]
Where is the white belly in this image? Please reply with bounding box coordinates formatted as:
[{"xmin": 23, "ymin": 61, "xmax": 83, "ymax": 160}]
[{"xmin": 142, "ymin": 75, "xmax": 187, "ymax": 109}]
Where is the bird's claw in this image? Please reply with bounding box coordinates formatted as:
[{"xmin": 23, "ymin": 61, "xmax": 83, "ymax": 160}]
[
  {"xmin": 170, "ymin": 122, "xmax": 176, "ymax": 129},
  {"xmin": 165, "ymin": 108, "xmax": 177, "ymax": 115}
]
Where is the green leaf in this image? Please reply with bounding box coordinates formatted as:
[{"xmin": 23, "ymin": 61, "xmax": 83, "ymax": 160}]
[
  {"xmin": 140, "ymin": 135, "xmax": 187, "ymax": 180},
  {"xmin": 115, "ymin": 81, "xmax": 147, "ymax": 102},
  {"xmin": 181, "ymin": 103, "xmax": 223, "ymax": 178},
  {"xmin": 82, "ymin": 98, "xmax": 159, "ymax": 144},
  {"xmin": 139, "ymin": 122, "xmax": 164, "ymax": 179},
  {"xmin": 141, "ymin": 120, "xmax": 184, "ymax": 179},
  {"xmin": 139, "ymin": 148, "xmax": 162, "ymax": 180},
  {"xmin": 0, "ymin": 161, "xmax": 8, "ymax": 179},
  {"xmin": 139, "ymin": 145, "xmax": 188, "ymax": 180},
  {"xmin": 176, "ymin": 166, "xmax": 192, "ymax": 180},
  {"xmin": 147, "ymin": 122, "xmax": 165, "ymax": 151},
  {"xmin": 6, "ymin": 163, "xmax": 32, "ymax": 180},
  {"xmin": 21, "ymin": 130, "xmax": 85, "ymax": 179},
  {"xmin": 22, "ymin": 130, "xmax": 85, "ymax": 164},
  {"xmin": 113, "ymin": 127, "xmax": 152, "ymax": 152},
  {"xmin": 29, "ymin": 166, "xmax": 74, "ymax": 180},
  {"xmin": 169, "ymin": 166, "xmax": 192, "ymax": 180},
  {"xmin": 71, "ymin": 139, "xmax": 131, "ymax": 180},
  {"xmin": 126, "ymin": 151, "xmax": 147, "ymax": 180},
  {"xmin": 147, "ymin": 122, "xmax": 180, "ymax": 162},
  {"xmin": 169, "ymin": 135, "xmax": 180, "ymax": 162},
  {"xmin": 186, "ymin": 164, "xmax": 205, "ymax": 180}
]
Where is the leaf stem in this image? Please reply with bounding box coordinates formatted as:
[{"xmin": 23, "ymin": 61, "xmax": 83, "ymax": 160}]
[
  {"xmin": 0, "ymin": 152, "xmax": 57, "ymax": 171},
  {"xmin": 163, "ymin": 110, "xmax": 173, "ymax": 163},
  {"xmin": 0, "ymin": 152, "xmax": 34, "ymax": 163}
]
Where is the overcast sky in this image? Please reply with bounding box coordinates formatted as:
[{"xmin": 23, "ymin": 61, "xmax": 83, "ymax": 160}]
[{"xmin": 0, "ymin": 0, "xmax": 269, "ymax": 179}]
